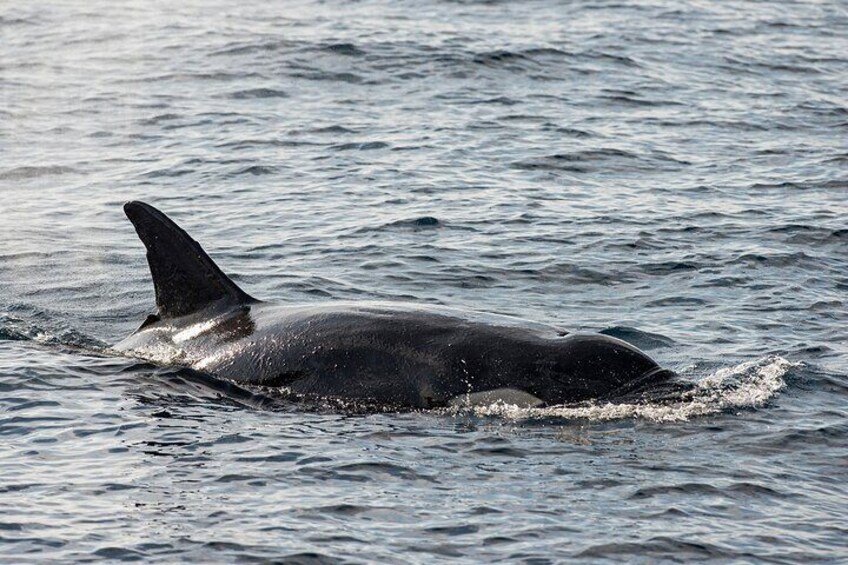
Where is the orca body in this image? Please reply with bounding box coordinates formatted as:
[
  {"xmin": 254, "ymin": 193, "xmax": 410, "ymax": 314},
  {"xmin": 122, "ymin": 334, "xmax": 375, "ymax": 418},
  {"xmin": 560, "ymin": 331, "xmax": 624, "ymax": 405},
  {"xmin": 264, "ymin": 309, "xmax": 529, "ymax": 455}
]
[{"xmin": 115, "ymin": 201, "xmax": 685, "ymax": 409}]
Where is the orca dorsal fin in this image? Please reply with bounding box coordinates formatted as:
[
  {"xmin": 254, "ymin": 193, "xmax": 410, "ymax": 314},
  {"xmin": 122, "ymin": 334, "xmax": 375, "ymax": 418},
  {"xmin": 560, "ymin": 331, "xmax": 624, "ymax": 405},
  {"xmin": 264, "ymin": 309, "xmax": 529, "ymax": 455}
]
[{"xmin": 124, "ymin": 201, "xmax": 257, "ymax": 319}]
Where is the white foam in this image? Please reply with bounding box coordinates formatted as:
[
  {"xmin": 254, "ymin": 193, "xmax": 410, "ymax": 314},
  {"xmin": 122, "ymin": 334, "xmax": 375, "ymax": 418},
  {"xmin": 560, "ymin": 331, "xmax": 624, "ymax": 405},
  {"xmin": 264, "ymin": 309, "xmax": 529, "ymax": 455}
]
[{"xmin": 463, "ymin": 356, "xmax": 796, "ymax": 423}]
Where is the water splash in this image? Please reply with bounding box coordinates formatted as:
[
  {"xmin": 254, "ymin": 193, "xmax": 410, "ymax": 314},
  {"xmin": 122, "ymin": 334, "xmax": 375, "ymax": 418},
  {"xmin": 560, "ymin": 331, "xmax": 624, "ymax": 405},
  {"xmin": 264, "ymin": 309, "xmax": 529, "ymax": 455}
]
[{"xmin": 466, "ymin": 356, "xmax": 794, "ymax": 423}]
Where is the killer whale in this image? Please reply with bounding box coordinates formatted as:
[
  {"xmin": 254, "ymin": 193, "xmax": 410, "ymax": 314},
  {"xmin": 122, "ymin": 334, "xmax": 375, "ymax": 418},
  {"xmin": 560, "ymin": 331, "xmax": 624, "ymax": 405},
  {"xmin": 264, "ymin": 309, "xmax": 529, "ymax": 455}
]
[{"xmin": 115, "ymin": 201, "xmax": 687, "ymax": 409}]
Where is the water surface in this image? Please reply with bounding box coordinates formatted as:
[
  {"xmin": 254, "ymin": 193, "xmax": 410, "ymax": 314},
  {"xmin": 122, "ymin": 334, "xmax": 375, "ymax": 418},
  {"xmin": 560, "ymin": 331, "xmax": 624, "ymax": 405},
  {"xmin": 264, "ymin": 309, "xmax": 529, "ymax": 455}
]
[{"xmin": 1, "ymin": 0, "xmax": 847, "ymax": 562}]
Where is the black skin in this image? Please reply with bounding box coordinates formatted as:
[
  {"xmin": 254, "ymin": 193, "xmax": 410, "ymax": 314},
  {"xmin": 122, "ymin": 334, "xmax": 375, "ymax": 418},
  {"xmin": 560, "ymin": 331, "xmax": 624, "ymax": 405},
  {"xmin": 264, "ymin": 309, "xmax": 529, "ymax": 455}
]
[{"xmin": 115, "ymin": 201, "xmax": 686, "ymax": 409}]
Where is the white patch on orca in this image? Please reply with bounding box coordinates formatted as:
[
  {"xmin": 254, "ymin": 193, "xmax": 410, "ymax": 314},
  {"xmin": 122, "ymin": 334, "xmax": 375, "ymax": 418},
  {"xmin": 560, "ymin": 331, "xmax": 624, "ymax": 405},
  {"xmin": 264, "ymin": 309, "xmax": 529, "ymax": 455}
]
[
  {"xmin": 194, "ymin": 346, "xmax": 239, "ymax": 372},
  {"xmin": 449, "ymin": 388, "xmax": 545, "ymax": 408},
  {"xmin": 173, "ymin": 319, "xmax": 220, "ymax": 343}
]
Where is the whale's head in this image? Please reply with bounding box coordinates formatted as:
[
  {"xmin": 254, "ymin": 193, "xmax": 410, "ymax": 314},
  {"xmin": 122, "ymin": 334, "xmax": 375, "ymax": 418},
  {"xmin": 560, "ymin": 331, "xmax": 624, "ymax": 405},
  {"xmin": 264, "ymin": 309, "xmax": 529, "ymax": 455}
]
[{"xmin": 545, "ymin": 333, "xmax": 687, "ymax": 404}]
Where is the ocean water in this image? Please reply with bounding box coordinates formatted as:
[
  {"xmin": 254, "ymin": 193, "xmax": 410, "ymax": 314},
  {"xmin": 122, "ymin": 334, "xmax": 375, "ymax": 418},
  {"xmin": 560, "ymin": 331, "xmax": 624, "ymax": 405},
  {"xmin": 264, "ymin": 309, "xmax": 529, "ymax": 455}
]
[{"xmin": 1, "ymin": 0, "xmax": 847, "ymax": 562}]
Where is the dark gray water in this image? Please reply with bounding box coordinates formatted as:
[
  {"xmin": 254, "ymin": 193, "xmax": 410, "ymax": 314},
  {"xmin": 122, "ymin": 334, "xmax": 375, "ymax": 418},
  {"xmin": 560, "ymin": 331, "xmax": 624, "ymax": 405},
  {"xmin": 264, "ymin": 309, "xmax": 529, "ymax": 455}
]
[{"xmin": 2, "ymin": 0, "xmax": 847, "ymax": 562}]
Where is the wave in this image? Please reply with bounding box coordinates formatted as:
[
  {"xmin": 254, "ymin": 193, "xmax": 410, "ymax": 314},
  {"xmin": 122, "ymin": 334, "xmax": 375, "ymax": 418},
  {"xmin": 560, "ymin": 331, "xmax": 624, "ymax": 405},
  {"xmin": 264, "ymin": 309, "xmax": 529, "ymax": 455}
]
[
  {"xmin": 0, "ymin": 312, "xmax": 105, "ymax": 350},
  {"xmin": 0, "ymin": 165, "xmax": 77, "ymax": 180},
  {"xmin": 226, "ymin": 88, "xmax": 289, "ymax": 99}
]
